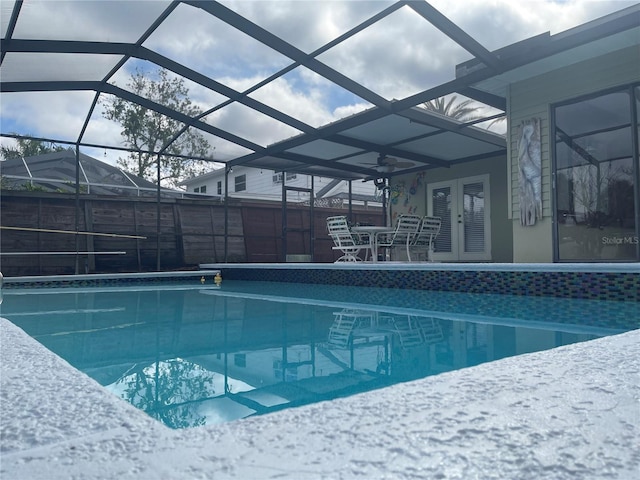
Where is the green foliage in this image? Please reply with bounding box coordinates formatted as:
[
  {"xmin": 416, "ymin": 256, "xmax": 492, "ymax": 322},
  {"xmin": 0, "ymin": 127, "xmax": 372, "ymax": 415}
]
[
  {"xmin": 422, "ymin": 96, "xmax": 482, "ymax": 121},
  {"xmin": 22, "ymin": 182, "xmax": 49, "ymax": 192},
  {"xmin": 102, "ymin": 68, "xmax": 214, "ymax": 188},
  {"xmin": 0, "ymin": 137, "xmax": 67, "ymax": 160},
  {"xmin": 117, "ymin": 359, "xmax": 216, "ymax": 429},
  {"xmin": 0, "ymin": 176, "xmax": 13, "ymax": 190},
  {"xmin": 422, "ymin": 95, "xmax": 506, "ymax": 130},
  {"xmin": 0, "ymin": 176, "xmax": 48, "ymax": 192},
  {"xmin": 61, "ymin": 181, "xmax": 88, "ymax": 193}
]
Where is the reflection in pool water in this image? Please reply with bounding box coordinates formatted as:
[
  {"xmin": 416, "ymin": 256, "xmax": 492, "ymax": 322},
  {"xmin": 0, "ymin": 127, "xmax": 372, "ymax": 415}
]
[{"xmin": 2, "ymin": 280, "xmax": 637, "ymax": 429}]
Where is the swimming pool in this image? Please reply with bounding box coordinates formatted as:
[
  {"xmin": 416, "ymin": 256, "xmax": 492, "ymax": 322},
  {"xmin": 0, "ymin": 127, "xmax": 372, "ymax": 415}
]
[{"xmin": 2, "ymin": 278, "xmax": 637, "ymax": 430}]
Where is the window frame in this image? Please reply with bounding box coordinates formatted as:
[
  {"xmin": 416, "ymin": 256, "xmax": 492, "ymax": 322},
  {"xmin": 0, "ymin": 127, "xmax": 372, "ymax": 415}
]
[
  {"xmin": 234, "ymin": 174, "xmax": 247, "ymax": 192},
  {"xmin": 550, "ymin": 82, "xmax": 640, "ymax": 262},
  {"xmin": 272, "ymin": 171, "xmax": 297, "ymax": 184}
]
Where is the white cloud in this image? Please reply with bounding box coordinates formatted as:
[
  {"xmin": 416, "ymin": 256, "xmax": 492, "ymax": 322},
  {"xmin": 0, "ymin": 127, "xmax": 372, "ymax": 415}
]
[{"xmin": 1, "ymin": 91, "xmax": 96, "ymax": 141}]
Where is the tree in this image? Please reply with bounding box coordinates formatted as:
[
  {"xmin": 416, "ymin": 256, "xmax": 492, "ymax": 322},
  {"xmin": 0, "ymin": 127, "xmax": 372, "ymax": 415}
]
[
  {"xmin": 0, "ymin": 136, "xmax": 67, "ymax": 160},
  {"xmin": 117, "ymin": 359, "xmax": 216, "ymax": 429},
  {"xmin": 102, "ymin": 68, "xmax": 214, "ymax": 188},
  {"xmin": 422, "ymin": 95, "xmax": 506, "ymax": 130},
  {"xmin": 422, "ymin": 95, "xmax": 482, "ymax": 121}
]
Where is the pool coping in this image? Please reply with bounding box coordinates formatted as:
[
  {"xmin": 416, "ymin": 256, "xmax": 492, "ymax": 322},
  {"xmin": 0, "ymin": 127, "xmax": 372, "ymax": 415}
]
[{"xmin": 1, "ymin": 270, "xmax": 221, "ymax": 287}]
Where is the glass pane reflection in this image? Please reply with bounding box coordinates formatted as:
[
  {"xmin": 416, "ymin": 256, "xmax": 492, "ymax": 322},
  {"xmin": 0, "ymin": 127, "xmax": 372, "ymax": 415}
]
[{"xmin": 554, "ymin": 88, "xmax": 638, "ymax": 260}]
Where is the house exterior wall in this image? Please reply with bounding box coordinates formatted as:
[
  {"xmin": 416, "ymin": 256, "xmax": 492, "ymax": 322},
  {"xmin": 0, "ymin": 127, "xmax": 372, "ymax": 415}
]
[
  {"xmin": 183, "ymin": 167, "xmax": 378, "ymax": 203},
  {"xmin": 508, "ymin": 45, "xmax": 640, "ymax": 262},
  {"xmin": 391, "ymin": 154, "xmax": 512, "ymax": 263}
]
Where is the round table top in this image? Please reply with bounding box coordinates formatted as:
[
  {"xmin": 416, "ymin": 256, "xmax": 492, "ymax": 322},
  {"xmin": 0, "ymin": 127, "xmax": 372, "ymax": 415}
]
[{"xmin": 351, "ymin": 225, "xmax": 394, "ymax": 233}]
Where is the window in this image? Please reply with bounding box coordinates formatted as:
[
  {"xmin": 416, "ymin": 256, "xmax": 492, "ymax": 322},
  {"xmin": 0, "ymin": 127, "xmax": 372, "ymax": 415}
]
[
  {"xmin": 193, "ymin": 185, "xmax": 206, "ymax": 193},
  {"xmin": 553, "ymin": 85, "xmax": 639, "ymax": 261},
  {"xmin": 234, "ymin": 174, "xmax": 246, "ymax": 192},
  {"xmin": 217, "ymin": 181, "xmax": 222, "ymax": 195},
  {"xmin": 234, "ymin": 354, "xmax": 246, "ymax": 368},
  {"xmin": 273, "ymin": 359, "xmax": 297, "ymax": 381},
  {"xmin": 272, "ymin": 172, "xmax": 297, "ymax": 184}
]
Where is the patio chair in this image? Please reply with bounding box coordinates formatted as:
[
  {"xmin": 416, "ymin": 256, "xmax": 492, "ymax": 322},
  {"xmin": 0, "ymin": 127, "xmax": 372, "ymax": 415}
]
[
  {"xmin": 415, "ymin": 316, "xmax": 444, "ymax": 344},
  {"xmin": 410, "ymin": 216, "xmax": 441, "ymax": 262},
  {"xmin": 389, "ymin": 315, "xmax": 424, "ymax": 348},
  {"xmin": 375, "ymin": 214, "xmax": 421, "ymax": 261},
  {"xmin": 327, "ymin": 309, "xmax": 375, "ymax": 349},
  {"xmin": 326, "ymin": 216, "xmax": 368, "ymax": 262}
]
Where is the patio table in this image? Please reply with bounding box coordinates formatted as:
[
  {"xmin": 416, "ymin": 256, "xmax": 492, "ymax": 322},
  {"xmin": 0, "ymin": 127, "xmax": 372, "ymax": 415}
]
[{"xmin": 351, "ymin": 226, "xmax": 395, "ymax": 262}]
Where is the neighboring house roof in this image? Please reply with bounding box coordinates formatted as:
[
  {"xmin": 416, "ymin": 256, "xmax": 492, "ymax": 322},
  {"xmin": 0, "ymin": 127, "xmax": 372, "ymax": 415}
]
[{"xmin": 0, "ymin": 151, "xmax": 183, "ymax": 197}]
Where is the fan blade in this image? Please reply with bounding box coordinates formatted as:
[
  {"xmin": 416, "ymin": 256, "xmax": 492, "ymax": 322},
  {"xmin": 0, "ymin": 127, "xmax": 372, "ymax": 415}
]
[
  {"xmin": 383, "ymin": 157, "xmax": 414, "ymax": 168},
  {"xmin": 360, "ymin": 155, "xmax": 413, "ymax": 169},
  {"xmin": 394, "ymin": 161, "xmax": 415, "ymax": 168}
]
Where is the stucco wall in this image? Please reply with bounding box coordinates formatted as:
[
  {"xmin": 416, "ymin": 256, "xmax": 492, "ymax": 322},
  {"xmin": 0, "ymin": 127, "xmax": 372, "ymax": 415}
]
[{"xmin": 508, "ymin": 45, "xmax": 640, "ymax": 262}]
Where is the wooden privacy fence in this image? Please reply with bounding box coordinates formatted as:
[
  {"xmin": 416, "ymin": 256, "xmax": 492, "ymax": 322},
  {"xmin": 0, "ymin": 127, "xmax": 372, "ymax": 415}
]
[{"xmin": 0, "ymin": 192, "xmax": 383, "ymax": 276}]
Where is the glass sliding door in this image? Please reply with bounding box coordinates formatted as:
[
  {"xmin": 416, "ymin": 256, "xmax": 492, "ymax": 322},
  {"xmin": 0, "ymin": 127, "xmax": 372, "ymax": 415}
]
[
  {"xmin": 462, "ymin": 182, "xmax": 486, "ymax": 254},
  {"xmin": 432, "ymin": 185, "xmax": 453, "ymax": 257},
  {"xmin": 553, "ymin": 86, "xmax": 639, "ymax": 261},
  {"xmin": 428, "ymin": 175, "xmax": 491, "ymax": 261}
]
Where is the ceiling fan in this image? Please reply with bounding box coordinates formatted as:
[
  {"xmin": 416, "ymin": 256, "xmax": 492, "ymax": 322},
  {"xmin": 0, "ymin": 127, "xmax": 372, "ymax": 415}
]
[{"xmin": 363, "ymin": 154, "xmax": 415, "ymax": 173}]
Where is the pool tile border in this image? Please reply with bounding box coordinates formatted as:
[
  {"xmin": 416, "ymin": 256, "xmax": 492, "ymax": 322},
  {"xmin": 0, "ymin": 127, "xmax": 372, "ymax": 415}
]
[
  {"xmin": 215, "ymin": 265, "xmax": 639, "ymax": 302},
  {"xmin": 2, "ymin": 264, "xmax": 638, "ymax": 302}
]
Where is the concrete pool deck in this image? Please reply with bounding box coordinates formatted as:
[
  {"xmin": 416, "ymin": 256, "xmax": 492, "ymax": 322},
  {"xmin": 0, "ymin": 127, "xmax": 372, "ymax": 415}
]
[{"xmin": 1, "ymin": 318, "xmax": 638, "ymax": 479}]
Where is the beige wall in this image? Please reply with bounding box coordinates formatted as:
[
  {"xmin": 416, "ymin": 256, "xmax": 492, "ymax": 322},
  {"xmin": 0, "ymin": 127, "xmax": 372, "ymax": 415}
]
[
  {"xmin": 512, "ymin": 218, "xmax": 553, "ymax": 262},
  {"xmin": 508, "ymin": 45, "xmax": 640, "ymax": 262},
  {"xmin": 391, "ymin": 154, "xmax": 513, "ymax": 262}
]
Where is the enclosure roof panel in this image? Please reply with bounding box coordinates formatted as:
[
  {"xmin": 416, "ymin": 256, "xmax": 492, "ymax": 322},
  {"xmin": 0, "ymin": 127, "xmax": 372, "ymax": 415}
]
[{"xmin": 1, "ymin": 1, "xmax": 637, "ymax": 182}]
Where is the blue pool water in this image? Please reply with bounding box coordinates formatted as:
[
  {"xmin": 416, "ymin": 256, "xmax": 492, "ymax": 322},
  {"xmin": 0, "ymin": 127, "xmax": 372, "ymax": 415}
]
[{"xmin": 2, "ymin": 280, "xmax": 638, "ymax": 429}]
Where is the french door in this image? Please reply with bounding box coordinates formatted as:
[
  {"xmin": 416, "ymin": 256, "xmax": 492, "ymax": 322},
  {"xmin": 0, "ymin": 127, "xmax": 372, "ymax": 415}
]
[{"xmin": 427, "ymin": 175, "xmax": 491, "ymax": 261}]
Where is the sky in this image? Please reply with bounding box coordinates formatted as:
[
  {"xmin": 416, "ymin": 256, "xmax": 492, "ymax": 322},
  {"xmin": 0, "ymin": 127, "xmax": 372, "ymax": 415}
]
[{"xmin": 0, "ymin": 0, "xmax": 637, "ymax": 168}]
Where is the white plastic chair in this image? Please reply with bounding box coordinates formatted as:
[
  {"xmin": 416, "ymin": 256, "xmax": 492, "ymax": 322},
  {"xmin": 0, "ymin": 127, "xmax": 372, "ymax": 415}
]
[
  {"xmin": 375, "ymin": 215, "xmax": 421, "ymax": 261},
  {"xmin": 410, "ymin": 216, "xmax": 441, "ymax": 262},
  {"xmin": 327, "ymin": 309, "xmax": 375, "ymax": 349},
  {"xmin": 326, "ymin": 216, "xmax": 368, "ymax": 262}
]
